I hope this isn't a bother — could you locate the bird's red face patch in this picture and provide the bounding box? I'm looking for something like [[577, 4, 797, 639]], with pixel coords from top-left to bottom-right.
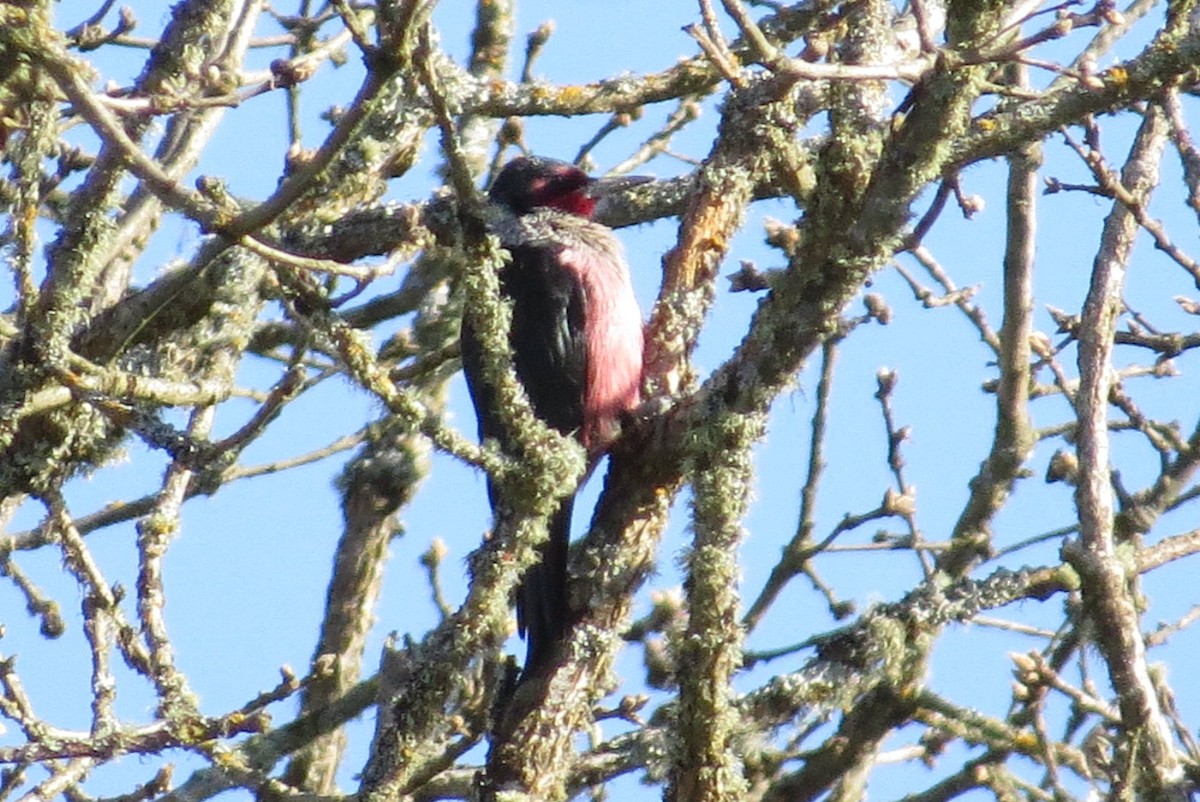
[[544, 191, 597, 218], [529, 169, 597, 218]]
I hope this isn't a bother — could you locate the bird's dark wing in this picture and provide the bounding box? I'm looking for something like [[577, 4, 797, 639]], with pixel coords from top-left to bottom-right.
[[504, 241, 588, 434], [460, 239, 588, 671], [460, 240, 588, 443]]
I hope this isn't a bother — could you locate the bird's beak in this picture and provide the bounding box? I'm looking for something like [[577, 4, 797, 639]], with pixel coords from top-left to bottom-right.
[[584, 174, 653, 199]]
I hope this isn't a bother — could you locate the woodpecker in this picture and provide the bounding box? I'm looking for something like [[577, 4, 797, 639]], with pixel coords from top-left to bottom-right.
[[461, 156, 648, 672]]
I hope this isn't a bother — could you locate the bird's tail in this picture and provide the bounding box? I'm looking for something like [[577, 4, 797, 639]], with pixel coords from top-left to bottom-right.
[[518, 495, 573, 673]]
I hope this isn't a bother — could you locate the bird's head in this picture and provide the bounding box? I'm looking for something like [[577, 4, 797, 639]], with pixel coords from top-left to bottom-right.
[[488, 156, 650, 219]]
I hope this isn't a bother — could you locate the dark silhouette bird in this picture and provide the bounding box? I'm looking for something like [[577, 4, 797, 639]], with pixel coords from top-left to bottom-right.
[[461, 156, 648, 672]]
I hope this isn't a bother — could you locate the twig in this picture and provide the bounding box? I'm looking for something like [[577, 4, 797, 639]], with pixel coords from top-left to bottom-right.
[[609, 97, 705, 175], [900, 246, 1001, 354], [0, 553, 64, 638], [521, 21, 553, 84], [1065, 101, 1186, 795], [420, 539, 454, 620], [744, 338, 839, 631]]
